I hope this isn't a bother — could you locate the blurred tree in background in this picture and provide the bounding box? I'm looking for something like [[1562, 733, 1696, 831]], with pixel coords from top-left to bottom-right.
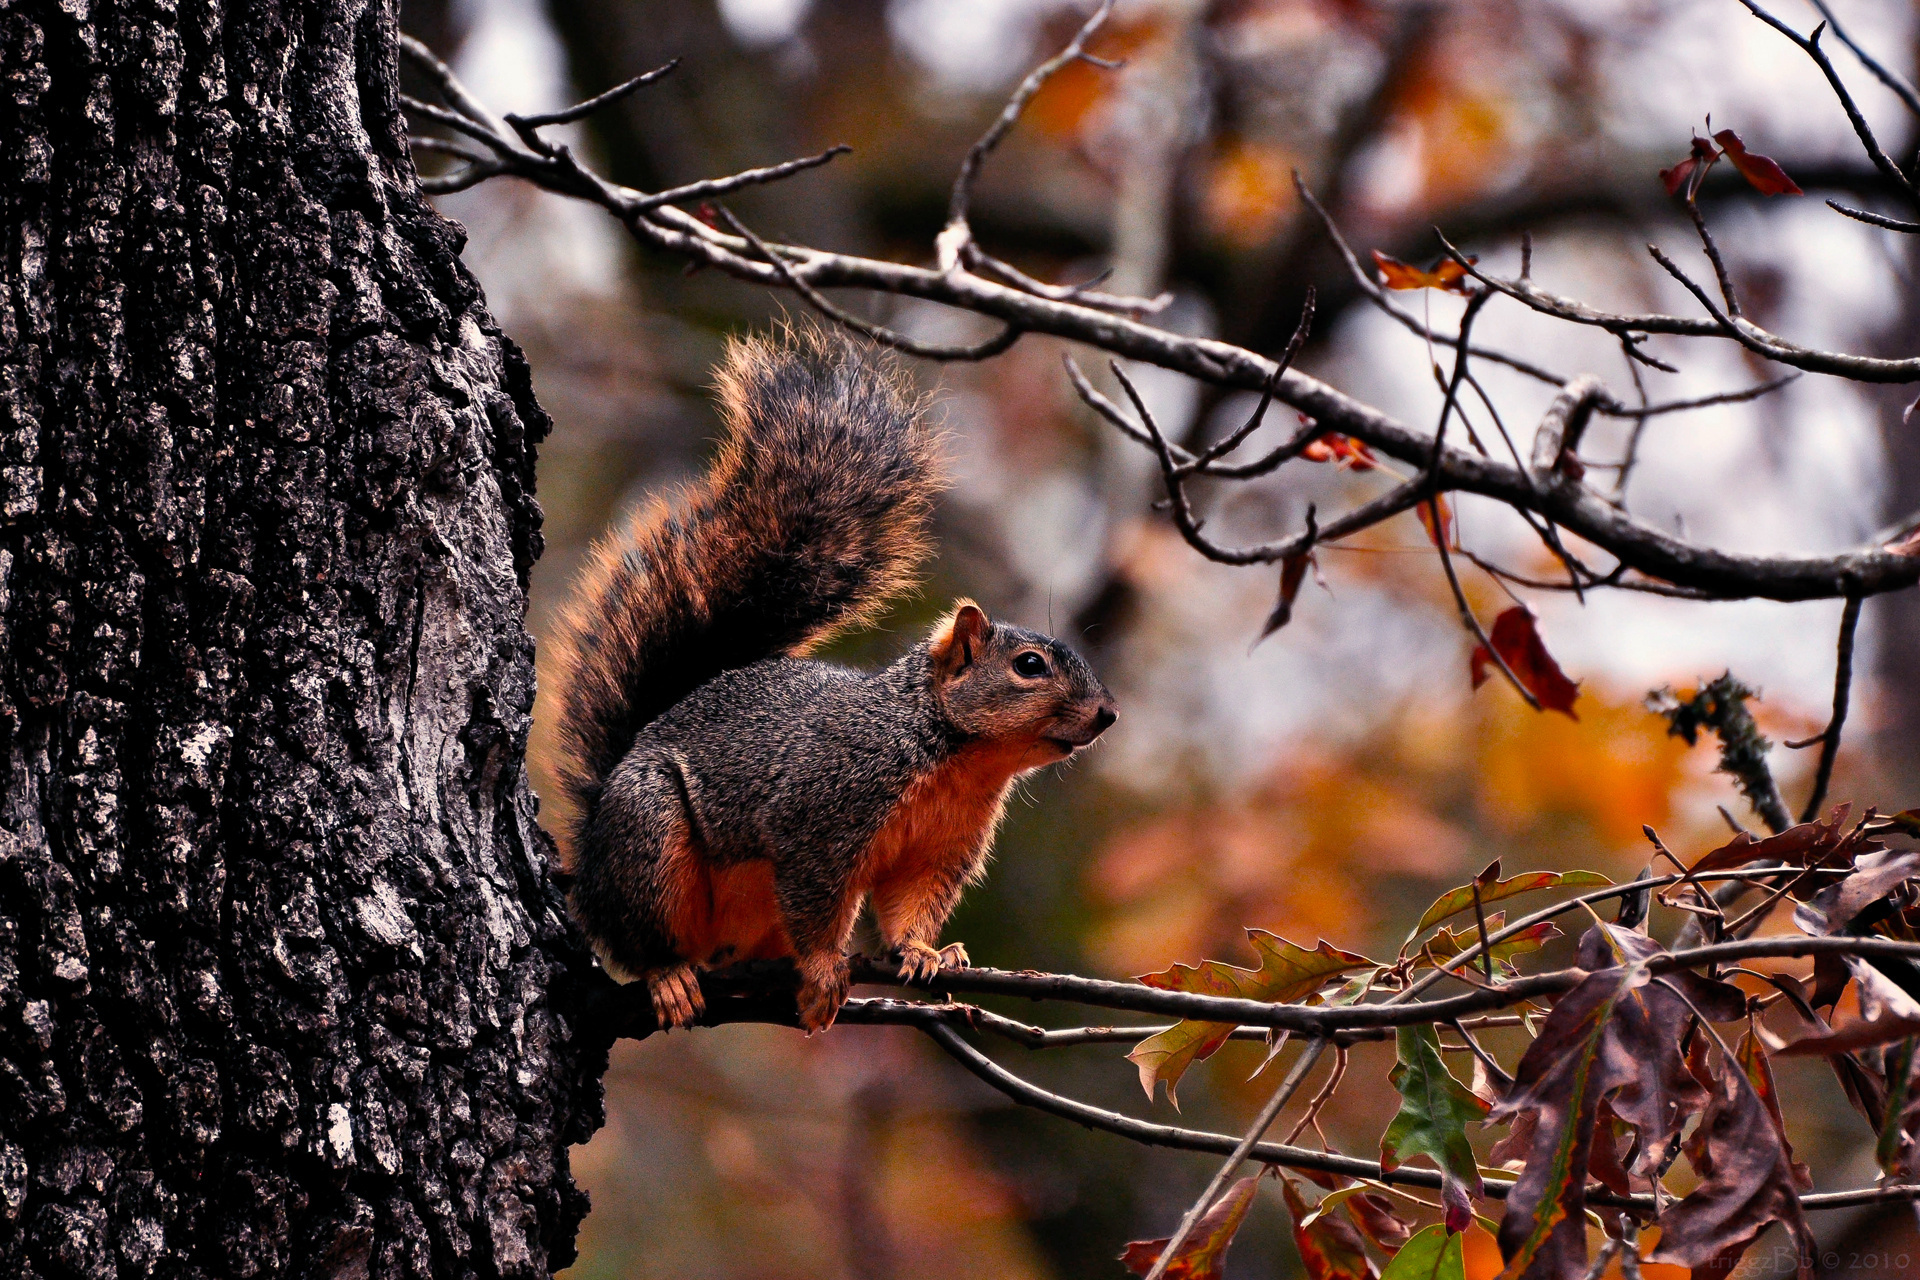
[[401, 1, 1920, 1277]]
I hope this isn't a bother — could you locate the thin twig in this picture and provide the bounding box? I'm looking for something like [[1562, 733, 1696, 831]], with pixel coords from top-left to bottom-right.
[[1801, 595, 1863, 823], [1431, 495, 1543, 710], [508, 59, 680, 132], [940, 0, 1118, 268], [716, 205, 1023, 361], [1807, 0, 1920, 118], [1827, 201, 1920, 233], [1685, 199, 1742, 317], [1733, 4, 1917, 200]]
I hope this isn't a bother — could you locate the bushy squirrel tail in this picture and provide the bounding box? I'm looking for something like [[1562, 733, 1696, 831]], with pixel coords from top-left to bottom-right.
[[549, 324, 939, 829]]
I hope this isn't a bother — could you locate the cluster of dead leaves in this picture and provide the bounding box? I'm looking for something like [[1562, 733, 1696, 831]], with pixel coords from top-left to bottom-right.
[[1116, 810, 1920, 1280]]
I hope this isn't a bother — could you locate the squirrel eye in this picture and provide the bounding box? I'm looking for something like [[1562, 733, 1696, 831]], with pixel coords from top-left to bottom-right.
[[1013, 652, 1048, 678]]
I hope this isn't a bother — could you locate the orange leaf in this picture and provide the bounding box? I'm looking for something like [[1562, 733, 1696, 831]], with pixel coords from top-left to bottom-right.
[[1120, 1176, 1260, 1279], [1712, 129, 1802, 196], [1303, 433, 1377, 470], [1469, 606, 1580, 718], [1373, 250, 1475, 294], [1417, 495, 1454, 548], [1129, 934, 1375, 1103]]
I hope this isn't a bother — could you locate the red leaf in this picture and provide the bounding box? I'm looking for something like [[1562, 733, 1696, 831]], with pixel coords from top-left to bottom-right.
[[1261, 551, 1317, 638], [1120, 1177, 1261, 1279], [1282, 1177, 1380, 1280], [1303, 433, 1377, 470], [1712, 129, 1802, 196], [1468, 606, 1580, 718], [1660, 135, 1720, 197], [1645, 1040, 1816, 1274], [1373, 250, 1475, 294]]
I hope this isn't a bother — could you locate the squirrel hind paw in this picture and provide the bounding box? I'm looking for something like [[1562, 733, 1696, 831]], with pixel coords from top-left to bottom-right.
[[896, 940, 967, 985], [646, 964, 706, 1030]]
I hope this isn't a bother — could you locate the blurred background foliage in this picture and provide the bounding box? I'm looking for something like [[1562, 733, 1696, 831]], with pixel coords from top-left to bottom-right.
[[401, 0, 1919, 1275]]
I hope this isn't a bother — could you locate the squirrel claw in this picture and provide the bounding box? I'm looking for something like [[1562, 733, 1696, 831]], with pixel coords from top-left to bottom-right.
[[796, 956, 849, 1034], [646, 964, 705, 1030], [896, 940, 966, 986]]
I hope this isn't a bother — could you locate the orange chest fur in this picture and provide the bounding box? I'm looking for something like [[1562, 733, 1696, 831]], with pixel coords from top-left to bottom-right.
[[857, 738, 1035, 891]]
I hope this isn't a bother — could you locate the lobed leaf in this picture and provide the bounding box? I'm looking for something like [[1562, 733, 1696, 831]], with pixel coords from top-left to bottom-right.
[[1490, 924, 1745, 1280], [1130, 933, 1375, 1103], [1410, 862, 1611, 940], [1284, 1177, 1381, 1280], [1381, 1025, 1489, 1233], [1646, 1042, 1816, 1278], [1120, 1176, 1260, 1280], [1419, 915, 1560, 976]]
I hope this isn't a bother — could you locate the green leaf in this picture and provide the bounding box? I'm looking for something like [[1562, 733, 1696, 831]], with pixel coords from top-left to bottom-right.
[[1129, 932, 1375, 1104], [1381, 1025, 1489, 1232], [1407, 867, 1611, 945], [1379, 1225, 1465, 1280]]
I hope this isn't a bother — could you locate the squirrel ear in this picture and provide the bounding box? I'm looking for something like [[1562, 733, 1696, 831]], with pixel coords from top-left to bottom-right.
[[930, 600, 991, 679]]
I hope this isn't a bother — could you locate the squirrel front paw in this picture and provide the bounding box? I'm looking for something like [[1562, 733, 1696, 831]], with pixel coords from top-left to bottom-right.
[[896, 940, 969, 985], [796, 954, 850, 1034], [645, 963, 706, 1030]]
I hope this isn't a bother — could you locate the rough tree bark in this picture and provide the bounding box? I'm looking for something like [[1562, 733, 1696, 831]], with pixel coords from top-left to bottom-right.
[[0, 1, 600, 1276]]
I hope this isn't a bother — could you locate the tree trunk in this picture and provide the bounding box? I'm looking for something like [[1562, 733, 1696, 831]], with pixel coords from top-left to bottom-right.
[[0, 2, 600, 1277]]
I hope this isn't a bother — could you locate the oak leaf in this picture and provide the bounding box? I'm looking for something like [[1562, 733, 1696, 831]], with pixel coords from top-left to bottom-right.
[[1283, 1177, 1380, 1280], [1129, 933, 1376, 1103], [1120, 1176, 1260, 1279], [1409, 860, 1611, 940], [1645, 1041, 1815, 1278], [1489, 924, 1745, 1280], [1381, 1025, 1489, 1232]]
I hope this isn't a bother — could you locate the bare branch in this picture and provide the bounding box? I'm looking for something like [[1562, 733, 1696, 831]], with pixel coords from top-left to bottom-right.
[[397, 42, 1920, 604], [716, 206, 1024, 361], [630, 147, 852, 214], [1827, 200, 1920, 233], [1440, 233, 1920, 384], [1735, 4, 1917, 200], [941, 0, 1117, 268], [507, 59, 679, 133], [1294, 177, 1567, 385], [1807, 0, 1920, 118]]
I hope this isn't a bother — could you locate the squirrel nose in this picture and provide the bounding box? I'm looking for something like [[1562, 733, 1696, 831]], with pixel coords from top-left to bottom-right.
[[1091, 705, 1117, 736]]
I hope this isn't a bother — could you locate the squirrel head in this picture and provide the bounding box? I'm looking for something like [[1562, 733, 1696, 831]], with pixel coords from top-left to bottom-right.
[[925, 600, 1117, 763]]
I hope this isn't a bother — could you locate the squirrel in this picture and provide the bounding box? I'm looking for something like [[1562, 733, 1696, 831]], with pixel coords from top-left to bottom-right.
[[549, 325, 1117, 1033]]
